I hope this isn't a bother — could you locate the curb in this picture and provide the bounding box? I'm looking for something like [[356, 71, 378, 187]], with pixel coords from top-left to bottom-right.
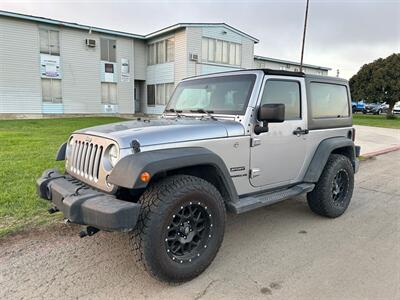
[[361, 145, 400, 159]]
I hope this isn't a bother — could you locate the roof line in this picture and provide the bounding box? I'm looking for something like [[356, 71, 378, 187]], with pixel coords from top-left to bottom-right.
[[0, 10, 259, 42], [0, 10, 146, 39], [145, 22, 259, 42], [254, 55, 332, 70]]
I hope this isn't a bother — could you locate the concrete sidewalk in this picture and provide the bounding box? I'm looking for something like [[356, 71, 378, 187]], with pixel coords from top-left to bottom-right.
[[355, 125, 400, 155]]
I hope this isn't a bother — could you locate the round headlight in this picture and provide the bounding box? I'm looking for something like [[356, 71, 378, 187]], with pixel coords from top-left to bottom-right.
[[108, 145, 120, 167]]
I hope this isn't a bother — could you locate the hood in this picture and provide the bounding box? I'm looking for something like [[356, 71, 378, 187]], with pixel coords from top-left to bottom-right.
[[75, 117, 245, 148]]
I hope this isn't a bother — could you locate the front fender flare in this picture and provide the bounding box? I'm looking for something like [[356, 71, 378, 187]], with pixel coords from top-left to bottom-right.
[[108, 147, 238, 202], [56, 142, 67, 161]]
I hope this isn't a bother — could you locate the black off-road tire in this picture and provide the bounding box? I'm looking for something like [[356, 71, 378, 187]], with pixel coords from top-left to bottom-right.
[[130, 175, 226, 283], [307, 154, 354, 218]]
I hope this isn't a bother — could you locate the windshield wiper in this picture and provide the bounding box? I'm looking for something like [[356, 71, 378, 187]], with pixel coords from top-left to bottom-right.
[[190, 109, 217, 121], [165, 108, 183, 118]]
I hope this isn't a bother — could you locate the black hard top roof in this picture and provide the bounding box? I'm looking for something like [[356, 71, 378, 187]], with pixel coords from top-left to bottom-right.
[[183, 68, 348, 83]]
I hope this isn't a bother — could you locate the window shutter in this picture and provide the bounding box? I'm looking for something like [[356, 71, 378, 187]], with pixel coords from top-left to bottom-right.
[[208, 39, 215, 62], [235, 44, 241, 65], [49, 30, 60, 55], [52, 79, 62, 103], [101, 82, 108, 103], [41, 79, 52, 102], [39, 29, 49, 54], [109, 83, 117, 104], [215, 40, 222, 63], [222, 41, 229, 64], [202, 38, 208, 61], [229, 43, 235, 65], [100, 39, 108, 61], [109, 40, 116, 62]]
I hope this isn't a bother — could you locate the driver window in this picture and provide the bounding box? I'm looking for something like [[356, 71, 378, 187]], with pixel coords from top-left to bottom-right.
[[261, 80, 301, 120]]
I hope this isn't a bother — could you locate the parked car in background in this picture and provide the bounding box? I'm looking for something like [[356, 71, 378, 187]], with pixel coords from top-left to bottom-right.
[[393, 101, 400, 114], [362, 102, 389, 115], [351, 100, 365, 113]]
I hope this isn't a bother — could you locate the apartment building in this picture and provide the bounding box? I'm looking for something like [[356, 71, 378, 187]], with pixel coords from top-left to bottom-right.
[[0, 10, 331, 117]]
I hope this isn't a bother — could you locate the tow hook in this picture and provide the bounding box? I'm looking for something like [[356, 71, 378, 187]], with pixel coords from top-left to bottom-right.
[[47, 207, 59, 214], [79, 226, 100, 238]]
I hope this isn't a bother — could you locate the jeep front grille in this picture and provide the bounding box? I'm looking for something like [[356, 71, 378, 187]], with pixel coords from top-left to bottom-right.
[[70, 140, 103, 181], [66, 134, 114, 192]]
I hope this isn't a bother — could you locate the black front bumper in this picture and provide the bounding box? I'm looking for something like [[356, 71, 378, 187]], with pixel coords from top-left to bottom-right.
[[36, 169, 140, 231]]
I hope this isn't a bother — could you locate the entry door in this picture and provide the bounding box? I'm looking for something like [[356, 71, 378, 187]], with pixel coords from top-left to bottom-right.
[[250, 77, 308, 188]]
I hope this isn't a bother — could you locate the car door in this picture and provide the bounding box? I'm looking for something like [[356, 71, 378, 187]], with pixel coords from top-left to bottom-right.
[[250, 76, 309, 188]]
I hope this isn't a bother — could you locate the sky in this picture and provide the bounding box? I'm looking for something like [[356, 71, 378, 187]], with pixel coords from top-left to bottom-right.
[[1, 0, 399, 79]]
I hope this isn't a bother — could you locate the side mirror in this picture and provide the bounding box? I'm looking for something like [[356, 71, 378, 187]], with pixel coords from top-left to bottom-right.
[[255, 103, 285, 134]]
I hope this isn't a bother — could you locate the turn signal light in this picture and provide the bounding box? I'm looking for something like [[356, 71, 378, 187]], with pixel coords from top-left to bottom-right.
[[140, 172, 151, 183]]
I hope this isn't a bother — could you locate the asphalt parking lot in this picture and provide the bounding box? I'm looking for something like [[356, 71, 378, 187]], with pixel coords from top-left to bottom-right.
[[1, 151, 399, 300]]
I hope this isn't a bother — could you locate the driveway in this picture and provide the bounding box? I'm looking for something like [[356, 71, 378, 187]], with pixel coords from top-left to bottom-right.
[[355, 125, 400, 154], [1, 151, 399, 300]]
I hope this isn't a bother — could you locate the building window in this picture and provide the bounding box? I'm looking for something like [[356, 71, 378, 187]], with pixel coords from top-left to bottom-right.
[[147, 83, 175, 106], [201, 37, 241, 66], [100, 38, 116, 62], [147, 37, 175, 65], [101, 82, 117, 104], [39, 28, 60, 55], [104, 63, 114, 73], [41, 78, 62, 103], [147, 85, 155, 105], [166, 37, 175, 62]]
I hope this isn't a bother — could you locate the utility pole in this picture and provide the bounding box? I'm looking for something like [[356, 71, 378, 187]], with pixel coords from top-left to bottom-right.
[[300, 0, 310, 73]]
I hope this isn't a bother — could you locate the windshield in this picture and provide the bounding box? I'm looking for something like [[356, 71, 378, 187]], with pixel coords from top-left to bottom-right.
[[166, 74, 256, 115]]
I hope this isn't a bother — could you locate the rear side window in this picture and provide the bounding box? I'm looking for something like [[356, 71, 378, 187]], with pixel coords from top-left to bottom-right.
[[260, 80, 301, 120], [310, 82, 349, 118]]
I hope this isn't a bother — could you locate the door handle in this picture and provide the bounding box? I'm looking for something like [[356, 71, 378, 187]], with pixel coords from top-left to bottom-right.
[[293, 127, 309, 136]]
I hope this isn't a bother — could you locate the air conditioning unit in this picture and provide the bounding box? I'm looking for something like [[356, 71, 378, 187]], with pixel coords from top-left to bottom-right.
[[103, 104, 118, 114], [189, 53, 199, 61], [86, 38, 96, 47]]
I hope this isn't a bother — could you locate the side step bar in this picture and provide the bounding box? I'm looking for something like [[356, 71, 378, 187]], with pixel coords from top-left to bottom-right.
[[228, 183, 315, 214]]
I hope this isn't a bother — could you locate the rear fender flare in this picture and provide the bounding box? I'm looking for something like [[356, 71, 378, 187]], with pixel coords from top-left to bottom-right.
[[303, 137, 356, 183]]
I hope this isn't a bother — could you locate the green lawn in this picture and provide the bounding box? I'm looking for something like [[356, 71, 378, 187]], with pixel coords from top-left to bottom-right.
[[353, 114, 400, 129], [0, 117, 125, 237]]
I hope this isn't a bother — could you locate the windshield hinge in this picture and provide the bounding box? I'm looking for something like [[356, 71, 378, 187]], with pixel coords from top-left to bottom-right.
[[250, 138, 261, 147], [250, 168, 261, 178]]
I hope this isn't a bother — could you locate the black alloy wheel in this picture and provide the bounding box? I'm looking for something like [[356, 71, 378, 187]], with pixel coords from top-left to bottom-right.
[[165, 202, 212, 264], [331, 169, 349, 205]]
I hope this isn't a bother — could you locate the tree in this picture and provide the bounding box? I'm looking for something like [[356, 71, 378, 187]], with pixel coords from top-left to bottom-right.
[[349, 53, 400, 117]]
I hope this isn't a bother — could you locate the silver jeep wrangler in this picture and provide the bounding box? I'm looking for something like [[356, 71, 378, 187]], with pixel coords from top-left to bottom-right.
[[37, 69, 360, 282]]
